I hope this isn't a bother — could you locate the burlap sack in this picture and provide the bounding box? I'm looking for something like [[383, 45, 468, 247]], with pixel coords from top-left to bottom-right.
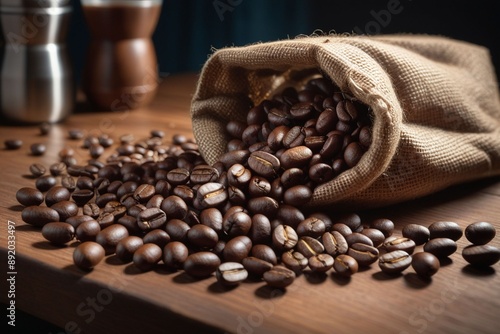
[[191, 34, 500, 209]]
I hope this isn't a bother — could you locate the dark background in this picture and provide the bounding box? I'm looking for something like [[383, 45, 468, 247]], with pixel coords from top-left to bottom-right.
[[68, 0, 500, 83], [4, 0, 500, 332]]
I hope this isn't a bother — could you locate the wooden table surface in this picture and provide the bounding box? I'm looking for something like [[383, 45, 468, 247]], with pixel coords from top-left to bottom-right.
[[1, 73, 499, 334]]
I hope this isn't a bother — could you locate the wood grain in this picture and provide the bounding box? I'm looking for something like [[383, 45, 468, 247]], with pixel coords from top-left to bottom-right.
[[1, 73, 499, 334]]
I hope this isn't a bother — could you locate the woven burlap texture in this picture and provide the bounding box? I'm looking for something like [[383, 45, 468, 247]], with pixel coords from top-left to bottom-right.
[[191, 34, 500, 208]]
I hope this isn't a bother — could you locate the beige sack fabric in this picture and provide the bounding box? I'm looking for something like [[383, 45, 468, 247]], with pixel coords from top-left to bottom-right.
[[191, 34, 500, 209]]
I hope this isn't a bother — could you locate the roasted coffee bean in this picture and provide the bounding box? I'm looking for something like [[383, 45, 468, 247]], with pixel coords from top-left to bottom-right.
[[267, 125, 289, 151], [39, 122, 51, 135], [322, 231, 348, 256], [345, 233, 374, 247], [51, 201, 78, 221], [423, 238, 457, 258], [216, 262, 248, 286], [402, 224, 430, 246], [348, 243, 379, 266], [96, 212, 115, 229], [248, 176, 271, 197], [360, 228, 386, 248], [143, 229, 171, 248], [16, 187, 44, 206], [146, 194, 163, 208], [165, 219, 191, 242], [223, 211, 252, 237], [199, 208, 223, 234], [269, 178, 284, 202], [308, 163, 334, 184], [290, 102, 315, 120], [281, 251, 308, 273], [378, 250, 411, 274], [384, 236, 416, 254], [248, 151, 280, 178], [428, 221, 463, 241], [49, 162, 67, 176], [272, 225, 298, 251], [465, 222, 496, 245], [309, 253, 334, 273], [280, 168, 304, 189], [42, 222, 75, 245], [219, 150, 250, 169], [68, 128, 84, 140], [5, 139, 23, 150], [115, 236, 144, 262], [296, 217, 326, 238], [61, 176, 76, 192], [247, 196, 279, 218], [69, 165, 95, 178], [116, 181, 138, 198], [279, 146, 313, 169], [73, 241, 105, 270], [197, 182, 227, 208], [320, 133, 343, 159], [242, 124, 262, 145], [133, 243, 163, 271], [276, 205, 305, 229], [462, 245, 500, 267], [226, 120, 246, 138], [82, 203, 99, 218], [296, 236, 324, 258], [250, 244, 277, 265], [223, 236, 252, 262], [316, 108, 338, 134], [283, 126, 306, 148], [304, 136, 327, 153], [71, 189, 95, 206], [412, 252, 440, 277], [95, 193, 118, 208], [59, 146, 75, 158], [30, 143, 46, 156], [29, 163, 46, 177], [160, 195, 188, 220], [66, 215, 94, 229], [242, 257, 273, 277], [263, 265, 296, 288], [283, 185, 312, 207], [96, 224, 129, 254], [128, 203, 147, 218], [187, 224, 219, 249], [137, 207, 167, 231], [343, 142, 364, 167], [333, 254, 359, 277], [45, 186, 70, 206], [267, 108, 292, 127], [35, 175, 57, 192], [335, 213, 362, 232], [116, 215, 141, 234], [75, 219, 101, 242], [184, 251, 221, 278], [190, 165, 219, 184], [155, 179, 172, 197], [77, 176, 95, 190], [98, 134, 114, 147], [162, 241, 189, 269], [227, 164, 252, 188], [133, 184, 156, 203], [307, 212, 333, 232], [22, 206, 60, 226], [227, 186, 246, 205], [104, 201, 126, 219], [331, 223, 353, 238], [249, 214, 272, 244]]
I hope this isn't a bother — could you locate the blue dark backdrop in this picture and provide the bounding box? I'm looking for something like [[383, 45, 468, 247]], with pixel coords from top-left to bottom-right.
[[68, 0, 500, 82]]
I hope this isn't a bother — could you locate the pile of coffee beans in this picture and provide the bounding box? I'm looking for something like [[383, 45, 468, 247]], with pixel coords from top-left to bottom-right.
[[14, 74, 500, 290]]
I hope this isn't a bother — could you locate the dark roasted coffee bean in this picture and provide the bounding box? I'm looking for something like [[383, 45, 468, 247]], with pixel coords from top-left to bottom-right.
[[333, 254, 358, 277], [283, 185, 312, 207], [22, 206, 59, 226], [216, 262, 248, 286], [322, 231, 348, 256], [462, 245, 500, 267], [155, 179, 172, 197], [315, 108, 338, 134], [223, 236, 252, 263], [42, 222, 75, 245], [412, 252, 440, 277], [335, 213, 362, 232], [30, 143, 46, 156], [348, 243, 379, 266], [51, 201, 79, 221], [45, 186, 70, 207], [361, 228, 385, 248], [423, 238, 457, 258], [296, 217, 326, 238], [72, 189, 95, 206], [197, 182, 227, 208], [248, 176, 271, 197], [227, 186, 246, 205], [35, 175, 57, 192], [267, 108, 292, 127], [184, 251, 221, 278], [248, 151, 280, 178], [95, 193, 118, 208], [343, 142, 363, 167], [66, 215, 94, 229], [61, 176, 76, 192], [308, 163, 334, 184], [165, 219, 190, 242], [48, 162, 66, 176], [283, 126, 305, 148], [133, 243, 162, 271], [76, 176, 95, 190], [165, 168, 190, 185], [308, 212, 333, 231], [190, 165, 219, 184], [465, 222, 496, 245], [309, 253, 334, 273], [163, 241, 189, 269], [226, 120, 246, 138], [249, 214, 271, 244], [251, 244, 277, 265], [199, 208, 223, 234], [39, 122, 51, 135], [96, 224, 129, 254], [133, 184, 156, 203], [187, 224, 219, 249], [96, 212, 115, 229], [160, 195, 188, 220], [29, 163, 46, 177], [359, 126, 372, 147], [247, 196, 279, 218], [280, 168, 304, 189], [16, 187, 44, 206], [276, 205, 304, 229], [296, 236, 324, 258], [137, 207, 167, 231], [98, 134, 114, 147], [227, 164, 251, 188], [345, 232, 374, 247], [370, 218, 394, 238], [75, 219, 101, 242], [304, 136, 327, 153], [73, 241, 105, 270], [242, 257, 273, 277], [267, 125, 289, 151], [5, 139, 23, 149], [402, 224, 430, 246], [281, 251, 308, 273], [69, 165, 95, 178], [128, 203, 147, 218], [279, 146, 312, 169], [223, 211, 252, 237], [428, 221, 463, 241], [68, 128, 84, 140], [290, 102, 315, 120], [263, 265, 295, 288], [172, 185, 193, 205], [331, 223, 353, 237], [219, 150, 250, 169], [378, 250, 411, 274], [241, 124, 262, 145], [272, 225, 298, 251], [115, 236, 144, 262], [146, 194, 164, 208], [143, 229, 171, 248], [116, 181, 138, 198], [384, 236, 416, 254]]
